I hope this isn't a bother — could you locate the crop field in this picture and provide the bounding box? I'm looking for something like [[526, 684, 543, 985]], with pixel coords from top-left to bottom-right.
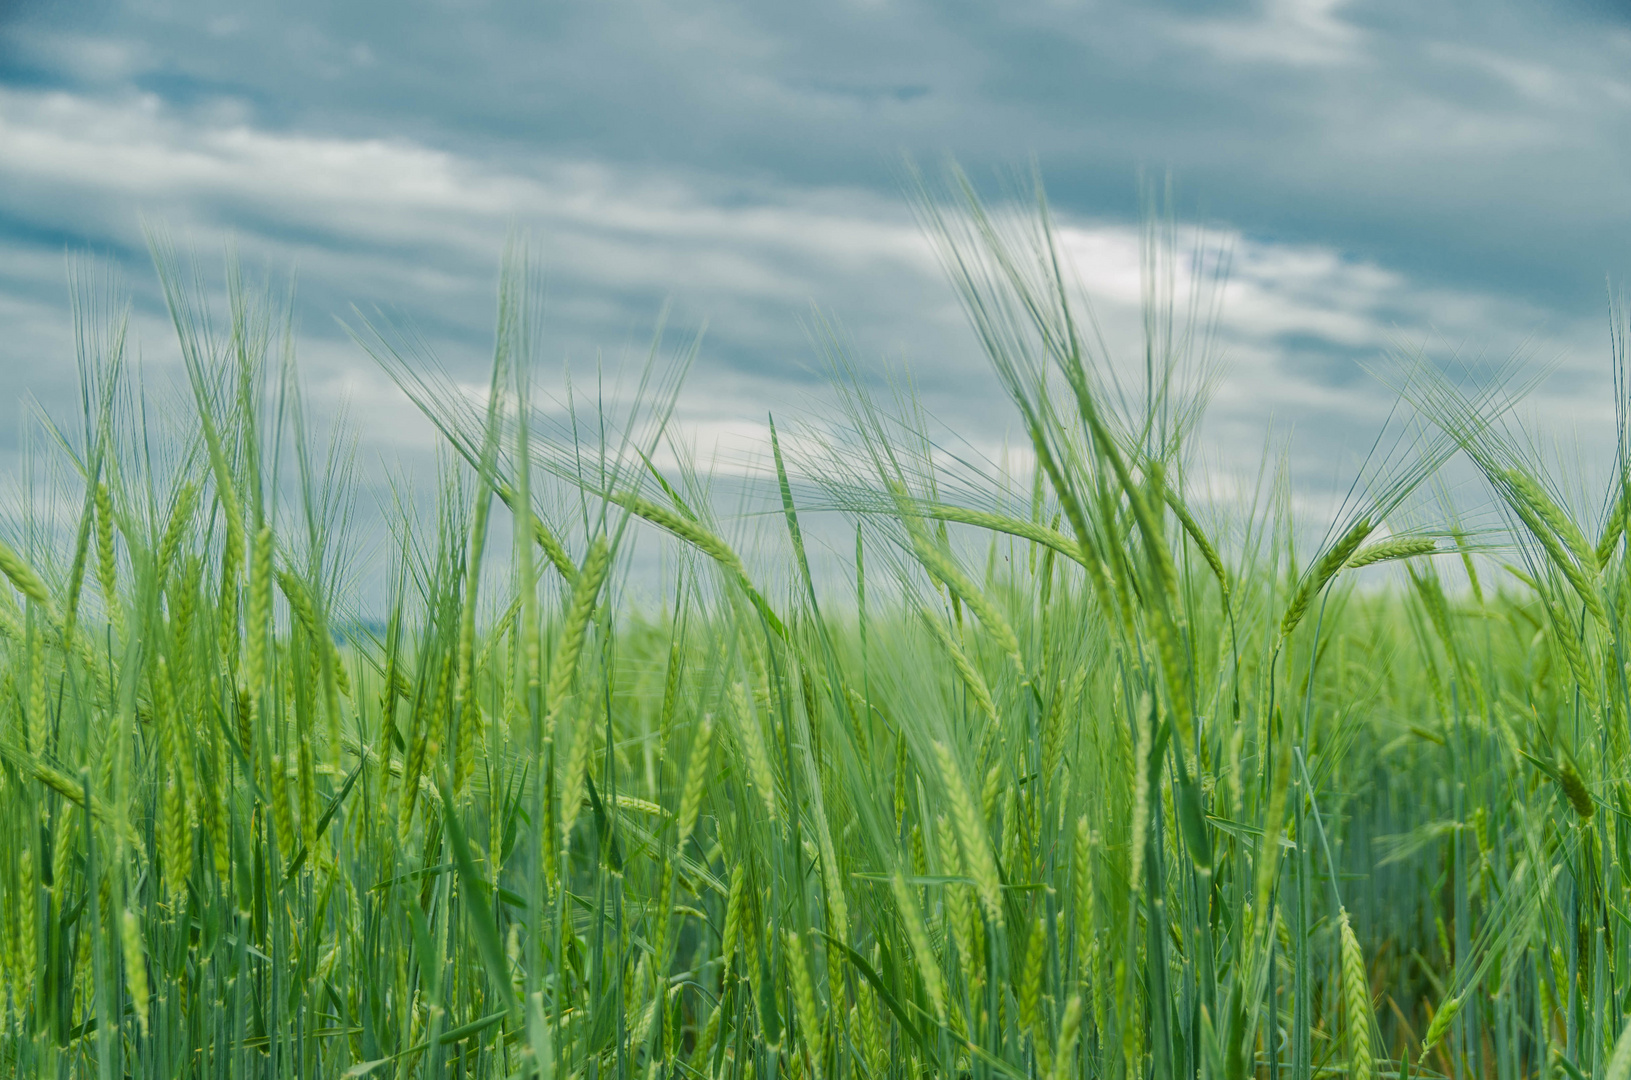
[[1, 192, 1628, 1080]]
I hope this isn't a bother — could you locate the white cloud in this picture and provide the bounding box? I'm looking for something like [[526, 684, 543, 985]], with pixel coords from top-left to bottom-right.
[[0, 83, 1612, 534]]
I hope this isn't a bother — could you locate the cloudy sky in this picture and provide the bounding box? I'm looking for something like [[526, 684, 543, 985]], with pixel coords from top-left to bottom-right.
[[2, 0, 1629, 549]]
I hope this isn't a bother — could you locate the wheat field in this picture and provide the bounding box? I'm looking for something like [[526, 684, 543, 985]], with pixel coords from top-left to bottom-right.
[[0, 188, 1626, 1080]]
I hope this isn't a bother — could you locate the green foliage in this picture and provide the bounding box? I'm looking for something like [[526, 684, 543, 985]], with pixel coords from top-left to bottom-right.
[[0, 195, 1628, 1080]]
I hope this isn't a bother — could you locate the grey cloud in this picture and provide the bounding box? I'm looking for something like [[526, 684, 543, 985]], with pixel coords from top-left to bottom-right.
[[10, 0, 1629, 301], [2, 0, 1630, 540]]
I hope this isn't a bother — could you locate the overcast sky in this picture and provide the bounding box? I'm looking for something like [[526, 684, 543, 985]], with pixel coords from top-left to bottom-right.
[[2, 0, 1629, 555]]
